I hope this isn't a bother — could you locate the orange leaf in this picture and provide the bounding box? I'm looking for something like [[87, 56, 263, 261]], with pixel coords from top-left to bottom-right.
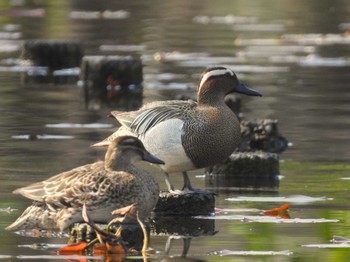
[[58, 242, 88, 254], [93, 243, 107, 256], [106, 242, 127, 254], [262, 204, 290, 219]]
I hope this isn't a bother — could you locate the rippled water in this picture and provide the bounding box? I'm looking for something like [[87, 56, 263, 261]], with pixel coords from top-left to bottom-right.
[[1, 0, 350, 261]]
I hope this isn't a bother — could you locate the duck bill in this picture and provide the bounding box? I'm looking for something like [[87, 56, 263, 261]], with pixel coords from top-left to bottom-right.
[[142, 151, 165, 165], [236, 82, 262, 97]]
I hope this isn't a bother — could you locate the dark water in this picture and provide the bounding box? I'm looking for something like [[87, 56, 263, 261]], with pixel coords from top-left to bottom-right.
[[1, 0, 350, 261]]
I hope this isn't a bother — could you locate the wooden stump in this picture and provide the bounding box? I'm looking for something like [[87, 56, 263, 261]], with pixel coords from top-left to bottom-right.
[[154, 191, 215, 216], [150, 215, 215, 236], [206, 152, 280, 192], [239, 119, 289, 153], [21, 40, 83, 84], [80, 55, 143, 110]]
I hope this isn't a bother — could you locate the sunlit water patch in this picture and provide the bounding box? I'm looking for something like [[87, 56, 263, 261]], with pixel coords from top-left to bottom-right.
[[11, 134, 75, 140], [226, 195, 333, 204], [210, 249, 293, 256], [302, 236, 350, 249], [197, 215, 339, 224], [45, 123, 113, 129]]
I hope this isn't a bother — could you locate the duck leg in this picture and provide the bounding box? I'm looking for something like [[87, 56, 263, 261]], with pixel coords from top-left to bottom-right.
[[164, 172, 176, 192], [165, 171, 210, 194], [182, 171, 195, 191], [164, 172, 194, 194]]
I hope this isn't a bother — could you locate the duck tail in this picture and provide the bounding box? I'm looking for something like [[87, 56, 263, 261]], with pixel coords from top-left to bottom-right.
[[5, 202, 45, 231], [91, 128, 136, 147]]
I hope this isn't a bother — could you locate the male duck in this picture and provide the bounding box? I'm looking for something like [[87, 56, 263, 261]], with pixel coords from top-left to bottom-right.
[[6, 136, 164, 232], [93, 66, 262, 193]]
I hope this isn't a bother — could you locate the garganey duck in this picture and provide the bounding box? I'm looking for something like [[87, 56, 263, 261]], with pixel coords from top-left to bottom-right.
[[93, 66, 261, 193], [6, 136, 164, 232]]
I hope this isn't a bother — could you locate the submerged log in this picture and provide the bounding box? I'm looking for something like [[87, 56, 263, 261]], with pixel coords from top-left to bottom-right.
[[239, 119, 289, 153], [21, 40, 83, 84], [80, 55, 143, 110], [206, 152, 280, 192]]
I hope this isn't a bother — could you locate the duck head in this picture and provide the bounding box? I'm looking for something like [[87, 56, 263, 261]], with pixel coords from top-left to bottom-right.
[[104, 136, 165, 170], [197, 66, 261, 104]]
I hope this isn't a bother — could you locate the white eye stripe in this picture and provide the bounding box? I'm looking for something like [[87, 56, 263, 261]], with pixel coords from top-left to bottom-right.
[[199, 68, 234, 90]]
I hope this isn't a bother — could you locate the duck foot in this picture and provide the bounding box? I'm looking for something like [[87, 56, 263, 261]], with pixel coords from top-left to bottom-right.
[[164, 172, 212, 195], [180, 172, 213, 195]]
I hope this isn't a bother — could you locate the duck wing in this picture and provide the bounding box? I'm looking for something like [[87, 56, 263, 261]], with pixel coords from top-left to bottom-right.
[[13, 162, 104, 203], [43, 170, 138, 209], [111, 100, 197, 136]]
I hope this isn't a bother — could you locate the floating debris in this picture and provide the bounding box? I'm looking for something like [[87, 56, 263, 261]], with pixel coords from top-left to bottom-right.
[[70, 10, 130, 20], [45, 123, 113, 129], [153, 51, 210, 62], [282, 33, 350, 45], [215, 207, 261, 214], [233, 23, 286, 32], [197, 215, 339, 224], [52, 67, 80, 76], [13, 229, 68, 238], [237, 45, 315, 58], [192, 15, 257, 25], [99, 45, 146, 52], [144, 73, 186, 81], [331, 235, 350, 243], [0, 65, 48, 73], [11, 134, 75, 140], [226, 195, 333, 203], [234, 38, 282, 46], [302, 243, 350, 248], [0, 8, 45, 17], [0, 31, 21, 39], [225, 65, 290, 73], [17, 255, 101, 260], [211, 249, 293, 256], [0, 207, 17, 213], [298, 54, 350, 67], [279, 234, 350, 249], [17, 243, 64, 250], [146, 82, 195, 90], [3, 23, 21, 31], [261, 204, 290, 219]]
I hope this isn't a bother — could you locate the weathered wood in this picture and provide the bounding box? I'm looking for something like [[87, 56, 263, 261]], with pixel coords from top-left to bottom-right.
[[206, 152, 280, 192], [21, 40, 83, 84], [239, 119, 289, 153], [154, 191, 215, 216], [80, 55, 143, 110]]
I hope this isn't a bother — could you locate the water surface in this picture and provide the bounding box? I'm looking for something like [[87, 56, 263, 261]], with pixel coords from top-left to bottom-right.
[[1, 0, 350, 261]]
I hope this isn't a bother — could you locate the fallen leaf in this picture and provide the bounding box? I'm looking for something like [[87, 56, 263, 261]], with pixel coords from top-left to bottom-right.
[[58, 242, 88, 254], [262, 204, 290, 219]]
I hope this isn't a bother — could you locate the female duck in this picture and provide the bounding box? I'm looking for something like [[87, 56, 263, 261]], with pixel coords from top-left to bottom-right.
[[6, 136, 164, 232], [93, 66, 261, 193]]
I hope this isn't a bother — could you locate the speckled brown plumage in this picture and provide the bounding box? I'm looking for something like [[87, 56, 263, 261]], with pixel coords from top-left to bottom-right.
[[6, 136, 164, 232]]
